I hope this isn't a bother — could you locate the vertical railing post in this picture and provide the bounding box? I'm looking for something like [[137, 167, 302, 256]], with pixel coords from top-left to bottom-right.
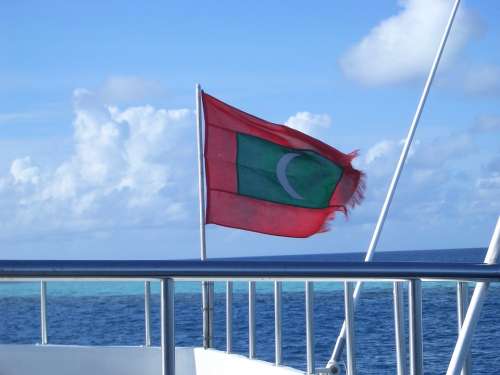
[[274, 281, 283, 366], [344, 281, 357, 375], [145, 281, 152, 347], [306, 281, 315, 375], [209, 281, 214, 346], [457, 282, 471, 375], [408, 280, 423, 375], [40, 281, 48, 345], [394, 282, 408, 375], [161, 278, 175, 375], [249, 281, 256, 359], [226, 281, 233, 353], [202, 281, 214, 348]]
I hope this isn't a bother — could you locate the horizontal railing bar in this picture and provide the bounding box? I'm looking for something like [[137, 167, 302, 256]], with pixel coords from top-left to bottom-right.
[[0, 277, 474, 283], [0, 260, 498, 281], [0, 276, 495, 283], [0, 277, 419, 282]]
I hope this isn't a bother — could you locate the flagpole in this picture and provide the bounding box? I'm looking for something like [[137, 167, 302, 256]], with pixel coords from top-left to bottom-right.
[[196, 83, 213, 348], [327, 0, 461, 370]]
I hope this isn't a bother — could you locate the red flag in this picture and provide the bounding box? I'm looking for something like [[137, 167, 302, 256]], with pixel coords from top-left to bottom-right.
[[203, 92, 364, 238]]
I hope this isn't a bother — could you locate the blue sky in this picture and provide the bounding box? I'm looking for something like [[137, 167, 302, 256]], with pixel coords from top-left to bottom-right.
[[0, 0, 499, 259]]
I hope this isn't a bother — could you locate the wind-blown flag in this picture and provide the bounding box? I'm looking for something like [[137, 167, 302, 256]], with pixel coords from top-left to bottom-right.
[[202, 92, 364, 238]]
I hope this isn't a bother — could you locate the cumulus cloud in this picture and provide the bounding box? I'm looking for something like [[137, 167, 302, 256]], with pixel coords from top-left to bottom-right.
[[285, 111, 331, 139], [340, 0, 481, 86], [364, 140, 399, 165], [0, 89, 194, 236], [10, 157, 40, 185], [361, 138, 421, 175]]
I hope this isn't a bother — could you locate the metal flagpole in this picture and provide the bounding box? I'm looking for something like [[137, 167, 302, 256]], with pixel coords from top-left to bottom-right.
[[446, 216, 500, 375], [327, 0, 461, 370], [196, 83, 213, 348]]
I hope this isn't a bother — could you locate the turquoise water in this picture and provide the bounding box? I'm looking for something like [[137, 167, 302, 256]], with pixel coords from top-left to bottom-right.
[[0, 280, 399, 297]]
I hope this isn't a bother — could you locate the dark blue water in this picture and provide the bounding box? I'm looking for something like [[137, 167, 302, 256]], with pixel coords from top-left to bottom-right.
[[1, 248, 499, 374]]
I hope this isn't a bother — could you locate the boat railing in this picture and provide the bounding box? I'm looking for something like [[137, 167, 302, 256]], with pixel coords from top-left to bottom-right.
[[1, 260, 500, 375]]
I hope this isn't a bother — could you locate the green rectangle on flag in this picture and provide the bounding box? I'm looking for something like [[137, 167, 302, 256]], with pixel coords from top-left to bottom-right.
[[236, 133, 343, 209]]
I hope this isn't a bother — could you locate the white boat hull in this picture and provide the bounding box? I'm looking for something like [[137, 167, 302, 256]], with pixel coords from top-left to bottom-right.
[[0, 345, 304, 375]]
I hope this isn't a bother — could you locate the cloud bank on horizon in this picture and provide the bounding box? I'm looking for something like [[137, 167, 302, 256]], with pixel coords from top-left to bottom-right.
[[0, 88, 195, 237], [0, 81, 497, 243]]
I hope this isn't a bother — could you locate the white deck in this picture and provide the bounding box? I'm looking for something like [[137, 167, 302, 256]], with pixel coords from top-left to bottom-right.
[[0, 345, 304, 375]]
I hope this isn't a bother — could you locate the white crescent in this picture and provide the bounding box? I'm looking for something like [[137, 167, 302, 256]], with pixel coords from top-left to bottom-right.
[[276, 153, 304, 200]]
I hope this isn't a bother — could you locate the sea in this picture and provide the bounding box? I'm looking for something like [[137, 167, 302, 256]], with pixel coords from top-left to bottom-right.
[[1, 247, 499, 375]]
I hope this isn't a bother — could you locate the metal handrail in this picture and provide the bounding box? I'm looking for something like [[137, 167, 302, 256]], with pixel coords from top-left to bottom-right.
[[144, 281, 152, 347], [0, 260, 493, 375], [0, 260, 498, 280]]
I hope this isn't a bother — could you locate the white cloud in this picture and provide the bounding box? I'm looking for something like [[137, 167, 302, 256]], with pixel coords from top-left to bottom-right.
[[0, 88, 194, 236], [364, 139, 398, 165], [340, 0, 481, 86], [100, 76, 164, 103], [361, 139, 419, 178], [285, 111, 331, 139], [10, 157, 40, 185]]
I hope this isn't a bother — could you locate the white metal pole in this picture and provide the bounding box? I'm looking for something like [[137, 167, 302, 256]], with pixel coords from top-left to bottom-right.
[[456, 282, 471, 375], [249, 281, 256, 359], [40, 281, 48, 345], [196, 83, 213, 349], [161, 278, 175, 375], [344, 282, 357, 375], [394, 282, 408, 375], [144, 281, 152, 347], [408, 280, 423, 375], [446, 216, 500, 375], [226, 281, 233, 353], [327, 0, 461, 368], [275, 281, 283, 366], [306, 282, 315, 375]]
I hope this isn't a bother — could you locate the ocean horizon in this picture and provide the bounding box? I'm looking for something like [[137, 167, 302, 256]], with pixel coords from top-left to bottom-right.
[[0, 247, 487, 297]]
